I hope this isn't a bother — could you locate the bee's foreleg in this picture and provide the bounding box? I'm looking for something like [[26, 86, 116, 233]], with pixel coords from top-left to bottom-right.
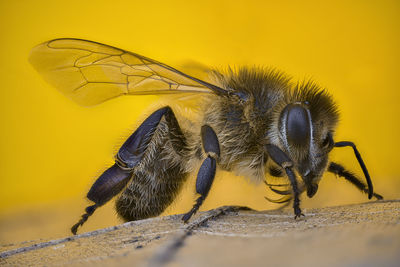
[[182, 125, 220, 223], [72, 107, 173, 234], [334, 141, 373, 198], [265, 144, 304, 219], [328, 162, 383, 200]]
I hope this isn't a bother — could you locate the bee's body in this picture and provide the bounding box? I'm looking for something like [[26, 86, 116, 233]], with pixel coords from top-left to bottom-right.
[[28, 38, 382, 234], [116, 68, 338, 221]]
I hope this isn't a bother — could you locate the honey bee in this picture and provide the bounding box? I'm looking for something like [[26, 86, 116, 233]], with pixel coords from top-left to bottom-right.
[[29, 39, 383, 235]]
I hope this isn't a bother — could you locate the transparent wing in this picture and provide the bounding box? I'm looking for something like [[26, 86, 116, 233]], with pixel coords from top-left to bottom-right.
[[29, 38, 226, 106]]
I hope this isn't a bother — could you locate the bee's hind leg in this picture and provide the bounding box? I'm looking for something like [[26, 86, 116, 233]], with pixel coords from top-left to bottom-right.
[[182, 125, 220, 222], [72, 107, 176, 234]]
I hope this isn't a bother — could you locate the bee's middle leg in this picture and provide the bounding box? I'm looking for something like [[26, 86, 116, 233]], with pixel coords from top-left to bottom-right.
[[182, 125, 220, 222]]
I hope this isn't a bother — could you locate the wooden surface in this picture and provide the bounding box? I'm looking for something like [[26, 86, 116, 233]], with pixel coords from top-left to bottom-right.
[[1, 200, 399, 266]]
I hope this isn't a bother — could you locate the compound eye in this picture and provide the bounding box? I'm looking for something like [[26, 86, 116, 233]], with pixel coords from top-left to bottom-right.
[[321, 132, 333, 149], [285, 104, 311, 148]]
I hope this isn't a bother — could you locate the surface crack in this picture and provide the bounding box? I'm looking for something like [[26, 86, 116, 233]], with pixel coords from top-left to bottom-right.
[[147, 206, 250, 266]]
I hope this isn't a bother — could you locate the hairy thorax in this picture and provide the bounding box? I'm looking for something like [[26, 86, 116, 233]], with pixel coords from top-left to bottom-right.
[[201, 94, 268, 184]]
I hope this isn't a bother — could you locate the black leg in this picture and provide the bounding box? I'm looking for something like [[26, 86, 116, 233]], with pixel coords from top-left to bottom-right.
[[182, 125, 220, 222], [115, 107, 190, 222], [71, 107, 174, 234], [334, 141, 373, 199], [265, 144, 304, 218], [116, 107, 173, 169], [71, 204, 98, 235], [328, 162, 383, 200]]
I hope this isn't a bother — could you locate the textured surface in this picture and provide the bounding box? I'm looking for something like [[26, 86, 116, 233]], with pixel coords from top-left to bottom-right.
[[1, 200, 399, 266]]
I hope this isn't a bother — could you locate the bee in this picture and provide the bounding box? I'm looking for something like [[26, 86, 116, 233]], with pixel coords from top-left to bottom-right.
[[29, 38, 383, 235]]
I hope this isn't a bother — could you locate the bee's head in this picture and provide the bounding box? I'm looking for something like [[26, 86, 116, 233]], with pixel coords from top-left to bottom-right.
[[276, 83, 339, 198]]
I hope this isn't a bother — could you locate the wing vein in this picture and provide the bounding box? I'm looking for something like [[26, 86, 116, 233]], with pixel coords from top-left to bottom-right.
[[30, 38, 227, 106]]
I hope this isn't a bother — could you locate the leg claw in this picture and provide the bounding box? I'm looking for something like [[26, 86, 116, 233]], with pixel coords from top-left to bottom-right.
[[294, 213, 305, 219], [294, 207, 304, 219]]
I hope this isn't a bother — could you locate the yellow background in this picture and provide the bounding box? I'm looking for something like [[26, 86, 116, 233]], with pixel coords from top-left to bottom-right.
[[0, 0, 399, 242]]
